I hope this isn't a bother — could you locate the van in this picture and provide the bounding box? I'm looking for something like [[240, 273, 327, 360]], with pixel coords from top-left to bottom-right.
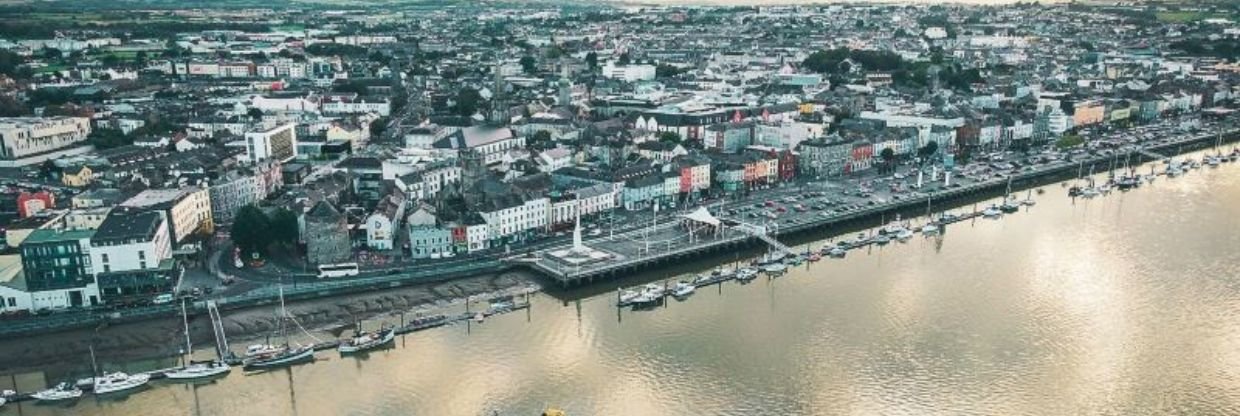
[[152, 294, 175, 305]]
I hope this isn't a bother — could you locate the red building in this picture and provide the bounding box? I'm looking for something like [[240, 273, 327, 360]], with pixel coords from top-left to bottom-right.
[[16, 191, 54, 218]]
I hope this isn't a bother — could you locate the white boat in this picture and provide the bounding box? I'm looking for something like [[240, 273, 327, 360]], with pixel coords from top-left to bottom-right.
[[671, 281, 695, 299], [32, 382, 82, 402], [872, 234, 891, 245], [618, 289, 642, 305], [165, 299, 232, 380], [981, 206, 1003, 218], [851, 232, 869, 245], [244, 344, 284, 358], [165, 361, 231, 380], [628, 290, 662, 308], [643, 283, 666, 298], [735, 267, 759, 281], [880, 216, 909, 235], [921, 224, 940, 235], [763, 263, 788, 274], [894, 229, 914, 241], [827, 246, 847, 258], [0, 397, 5, 408], [339, 328, 396, 354], [92, 372, 150, 395]]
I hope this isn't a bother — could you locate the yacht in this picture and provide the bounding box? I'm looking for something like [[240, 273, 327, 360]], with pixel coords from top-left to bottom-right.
[[339, 327, 396, 355], [1000, 197, 1021, 213], [880, 216, 909, 235], [165, 299, 232, 380], [692, 268, 734, 286], [671, 281, 695, 299], [628, 290, 663, 308], [851, 232, 869, 245], [872, 233, 891, 245], [92, 372, 151, 395], [618, 289, 642, 306], [1080, 187, 1101, 198], [643, 283, 666, 298], [981, 205, 1003, 218], [921, 223, 940, 235], [31, 382, 82, 402], [806, 253, 822, 262]]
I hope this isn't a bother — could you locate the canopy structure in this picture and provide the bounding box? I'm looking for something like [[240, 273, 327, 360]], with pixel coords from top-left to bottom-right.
[[679, 207, 721, 227]]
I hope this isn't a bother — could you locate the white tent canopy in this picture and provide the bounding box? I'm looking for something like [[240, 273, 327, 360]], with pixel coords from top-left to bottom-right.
[[679, 207, 721, 227]]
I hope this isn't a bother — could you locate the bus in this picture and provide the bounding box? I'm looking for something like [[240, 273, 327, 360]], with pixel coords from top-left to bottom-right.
[[317, 263, 360, 278]]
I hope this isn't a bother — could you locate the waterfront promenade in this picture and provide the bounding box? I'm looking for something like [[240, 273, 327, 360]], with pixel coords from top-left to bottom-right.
[[0, 125, 1235, 337]]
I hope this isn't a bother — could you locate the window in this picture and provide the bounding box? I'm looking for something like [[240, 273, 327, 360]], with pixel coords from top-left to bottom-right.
[[101, 253, 108, 263], [102, 265, 110, 273], [138, 251, 146, 260]]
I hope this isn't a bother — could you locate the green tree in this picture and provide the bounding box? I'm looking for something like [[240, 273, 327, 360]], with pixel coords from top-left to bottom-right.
[[1056, 134, 1085, 150], [917, 141, 940, 162], [879, 147, 896, 173], [617, 52, 631, 66], [247, 107, 264, 120], [855, 19, 864, 29], [520, 55, 537, 74], [585, 51, 598, 71], [231, 205, 271, 256], [369, 117, 389, 138], [268, 208, 299, 246], [453, 87, 482, 117], [658, 131, 682, 144], [529, 129, 552, 150], [0, 49, 24, 78]]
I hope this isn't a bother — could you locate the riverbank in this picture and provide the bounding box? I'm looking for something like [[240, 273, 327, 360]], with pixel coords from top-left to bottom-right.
[[0, 270, 533, 373]]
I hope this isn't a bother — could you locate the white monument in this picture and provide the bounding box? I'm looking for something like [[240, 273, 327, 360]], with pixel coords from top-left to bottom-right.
[[545, 202, 613, 265]]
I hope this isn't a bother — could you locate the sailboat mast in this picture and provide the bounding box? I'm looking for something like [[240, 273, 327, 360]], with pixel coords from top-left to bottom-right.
[[181, 298, 193, 358]]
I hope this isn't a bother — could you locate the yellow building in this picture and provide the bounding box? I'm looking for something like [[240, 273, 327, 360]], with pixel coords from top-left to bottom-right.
[[61, 165, 93, 188]]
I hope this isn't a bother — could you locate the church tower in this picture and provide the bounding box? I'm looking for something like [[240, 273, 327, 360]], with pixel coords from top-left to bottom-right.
[[488, 64, 509, 125], [459, 147, 486, 186], [558, 64, 573, 106]]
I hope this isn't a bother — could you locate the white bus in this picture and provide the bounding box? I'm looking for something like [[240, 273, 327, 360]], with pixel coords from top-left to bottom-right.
[[317, 263, 360, 278]]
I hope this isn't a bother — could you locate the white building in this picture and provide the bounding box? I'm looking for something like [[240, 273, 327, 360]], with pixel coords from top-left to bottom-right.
[[120, 187, 214, 246], [89, 211, 172, 276], [431, 126, 525, 166], [602, 62, 657, 82], [322, 97, 391, 117], [243, 123, 298, 163], [0, 117, 92, 163]]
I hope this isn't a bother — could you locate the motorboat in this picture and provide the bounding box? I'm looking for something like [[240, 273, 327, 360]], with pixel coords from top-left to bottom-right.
[[243, 345, 315, 370], [872, 234, 891, 245], [851, 232, 869, 245], [618, 289, 643, 306], [1080, 187, 1101, 198], [1000, 198, 1021, 213], [894, 229, 915, 241], [762, 263, 788, 274], [735, 267, 759, 281], [92, 372, 150, 395], [921, 224, 939, 235], [807, 253, 822, 262], [755, 252, 784, 265], [826, 246, 847, 258], [164, 361, 231, 380], [1116, 175, 1140, 190], [879, 216, 909, 235], [32, 382, 82, 402], [643, 283, 666, 298], [671, 281, 695, 299], [981, 206, 1003, 218], [339, 328, 396, 355], [628, 290, 663, 308], [244, 344, 284, 359], [692, 268, 734, 286]]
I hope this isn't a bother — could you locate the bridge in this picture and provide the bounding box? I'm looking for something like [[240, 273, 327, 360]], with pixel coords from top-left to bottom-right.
[[731, 222, 796, 257]]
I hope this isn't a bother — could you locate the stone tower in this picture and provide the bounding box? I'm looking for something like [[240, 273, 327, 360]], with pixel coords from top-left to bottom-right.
[[488, 65, 508, 125], [459, 147, 486, 186]]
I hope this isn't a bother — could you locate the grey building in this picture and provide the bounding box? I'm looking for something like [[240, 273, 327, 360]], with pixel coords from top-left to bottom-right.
[[406, 205, 454, 259], [303, 201, 351, 265]]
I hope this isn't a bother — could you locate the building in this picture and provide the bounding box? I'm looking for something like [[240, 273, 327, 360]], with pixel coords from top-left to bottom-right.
[[0, 117, 92, 166], [18, 227, 99, 309], [209, 161, 283, 224], [120, 187, 214, 246], [61, 165, 93, 187], [243, 123, 298, 163], [16, 191, 54, 218], [366, 195, 405, 251], [89, 210, 176, 304], [601, 62, 656, 82], [406, 205, 454, 259], [322, 96, 391, 117], [432, 126, 525, 166], [302, 201, 351, 265]]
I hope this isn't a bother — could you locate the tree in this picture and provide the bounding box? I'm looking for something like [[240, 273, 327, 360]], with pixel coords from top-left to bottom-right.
[[231, 205, 271, 257], [656, 64, 686, 78], [369, 117, 389, 138], [247, 107, 264, 120], [529, 129, 553, 150], [855, 19, 864, 29], [1056, 134, 1085, 150], [582, 51, 597, 71], [617, 52, 631, 66], [0, 95, 28, 117], [87, 128, 131, 149], [268, 208, 299, 246], [918, 141, 940, 161], [519, 55, 537, 74], [453, 87, 482, 117], [0, 49, 24, 79], [658, 131, 682, 145], [879, 148, 896, 173]]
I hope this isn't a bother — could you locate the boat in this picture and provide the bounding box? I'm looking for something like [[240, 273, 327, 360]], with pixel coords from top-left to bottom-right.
[[543, 407, 568, 416], [807, 253, 822, 262], [165, 299, 232, 380], [339, 327, 395, 355], [735, 267, 759, 281], [1022, 190, 1036, 206], [879, 215, 909, 235], [762, 263, 788, 274], [671, 281, 695, 299], [981, 205, 1003, 218], [243, 345, 315, 370], [0, 397, 5, 408], [402, 314, 448, 331], [473, 312, 485, 323], [617, 289, 643, 306], [692, 268, 734, 286], [643, 282, 666, 298], [755, 251, 784, 265], [1116, 175, 1140, 190], [851, 232, 869, 245], [921, 223, 940, 235], [92, 372, 150, 395], [31, 382, 82, 402], [894, 228, 914, 241], [628, 290, 663, 308], [783, 255, 803, 266], [1000, 197, 1021, 213], [165, 361, 231, 380], [1080, 187, 1100, 198], [872, 234, 891, 245], [243, 284, 316, 370], [826, 246, 847, 258]]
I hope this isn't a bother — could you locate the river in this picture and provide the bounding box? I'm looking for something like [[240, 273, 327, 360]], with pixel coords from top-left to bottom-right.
[[4, 152, 1240, 415]]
